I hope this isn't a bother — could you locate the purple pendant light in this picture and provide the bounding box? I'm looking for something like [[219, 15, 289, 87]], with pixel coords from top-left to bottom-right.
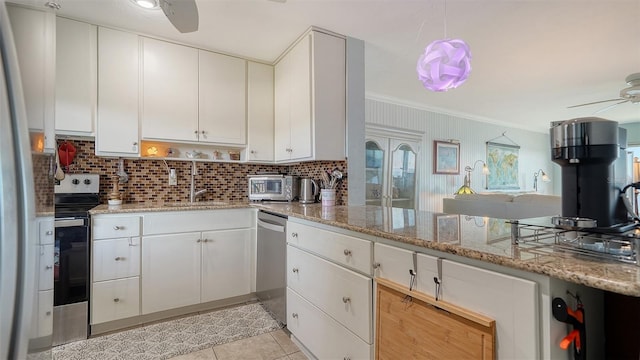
[[417, 0, 471, 92]]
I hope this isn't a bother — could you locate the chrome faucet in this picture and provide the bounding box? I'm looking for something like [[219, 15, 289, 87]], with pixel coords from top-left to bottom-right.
[[189, 161, 208, 203]]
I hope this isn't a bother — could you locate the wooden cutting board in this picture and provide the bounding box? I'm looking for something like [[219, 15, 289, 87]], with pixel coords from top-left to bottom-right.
[[376, 278, 496, 360]]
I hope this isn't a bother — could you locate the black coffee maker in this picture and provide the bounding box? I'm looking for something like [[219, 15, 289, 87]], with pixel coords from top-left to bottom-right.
[[550, 117, 632, 230]]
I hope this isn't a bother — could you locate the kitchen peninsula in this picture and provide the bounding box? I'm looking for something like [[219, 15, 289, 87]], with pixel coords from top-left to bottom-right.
[[90, 201, 639, 359]]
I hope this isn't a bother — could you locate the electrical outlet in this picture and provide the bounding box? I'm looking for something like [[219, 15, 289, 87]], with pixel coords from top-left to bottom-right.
[[169, 169, 177, 186]]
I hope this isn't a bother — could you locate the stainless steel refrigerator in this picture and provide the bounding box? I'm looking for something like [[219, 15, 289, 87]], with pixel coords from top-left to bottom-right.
[[0, 0, 54, 358]]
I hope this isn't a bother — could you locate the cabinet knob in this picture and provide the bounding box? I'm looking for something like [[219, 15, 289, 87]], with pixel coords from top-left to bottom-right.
[[45, 311, 51, 316], [201, 130, 206, 135], [197, 239, 202, 243], [113, 225, 122, 230], [343, 249, 352, 256], [113, 298, 120, 303], [194, 130, 198, 134], [133, 142, 138, 146], [373, 262, 381, 269], [342, 296, 351, 304], [292, 268, 299, 273], [291, 232, 298, 238], [202, 239, 209, 243], [114, 256, 124, 261], [250, 150, 256, 154], [292, 313, 298, 318], [46, 230, 53, 235], [45, 265, 53, 270]]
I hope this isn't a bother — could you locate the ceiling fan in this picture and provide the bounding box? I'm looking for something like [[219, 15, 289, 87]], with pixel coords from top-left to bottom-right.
[[134, 0, 199, 33], [568, 73, 640, 114]]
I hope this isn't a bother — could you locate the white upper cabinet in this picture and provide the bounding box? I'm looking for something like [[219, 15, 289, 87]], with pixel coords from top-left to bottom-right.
[[141, 37, 199, 142], [55, 17, 96, 136], [247, 62, 274, 162], [7, 5, 56, 152], [198, 50, 246, 145], [96, 27, 140, 156], [274, 30, 346, 163]]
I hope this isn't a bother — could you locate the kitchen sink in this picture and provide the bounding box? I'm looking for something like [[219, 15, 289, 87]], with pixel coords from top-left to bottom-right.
[[163, 201, 228, 207]]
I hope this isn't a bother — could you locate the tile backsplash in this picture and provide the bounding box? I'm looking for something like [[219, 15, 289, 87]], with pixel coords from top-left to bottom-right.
[[57, 140, 348, 205]]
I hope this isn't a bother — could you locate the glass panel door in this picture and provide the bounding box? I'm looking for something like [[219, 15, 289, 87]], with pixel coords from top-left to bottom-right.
[[365, 139, 385, 206], [390, 142, 417, 209]]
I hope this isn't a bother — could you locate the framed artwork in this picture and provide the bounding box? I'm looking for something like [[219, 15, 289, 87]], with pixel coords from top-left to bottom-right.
[[486, 142, 520, 189], [486, 218, 512, 244], [433, 141, 460, 174], [435, 214, 460, 244]]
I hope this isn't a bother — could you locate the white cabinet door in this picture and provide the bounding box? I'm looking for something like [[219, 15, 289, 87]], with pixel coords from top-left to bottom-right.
[[198, 50, 246, 145], [96, 27, 140, 156], [201, 229, 251, 302], [7, 5, 56, 151], [55, 17, 96, 136], [442, 260, 539, 359], [286, 34, 312, 161], [141, 232, 201, 314], [37, 290, 53, 337], [142, 37, 198, 142], [373, 242, 415, 289], [93, 237, 141, 282], [274, 51, 291, 162], [247, 62, 274, 162]]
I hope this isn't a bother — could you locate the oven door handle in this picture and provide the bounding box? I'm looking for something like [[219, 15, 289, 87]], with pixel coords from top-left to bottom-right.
[[55, 219, 86, 228], [257, 219, 285, 233]]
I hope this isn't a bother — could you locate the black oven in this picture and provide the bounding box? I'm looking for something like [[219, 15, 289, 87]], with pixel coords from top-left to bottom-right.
[[53, 174, 99, 346]]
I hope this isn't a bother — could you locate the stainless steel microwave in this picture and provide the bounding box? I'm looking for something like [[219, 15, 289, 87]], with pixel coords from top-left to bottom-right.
[[248, 175, 300, 201]]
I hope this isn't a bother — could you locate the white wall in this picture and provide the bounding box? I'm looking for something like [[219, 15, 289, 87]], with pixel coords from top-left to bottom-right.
[[365, 98, 558, 212]]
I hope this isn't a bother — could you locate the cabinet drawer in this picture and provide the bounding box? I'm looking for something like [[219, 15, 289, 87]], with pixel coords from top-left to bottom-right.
[[373, 243, 415, 289], [415, 252, 439, 298], [37, 290, 53, 338], [91, 277, 140, 324], [442, 260, 538, 359], [93, 237, 140, 282], [92, 215, 140, 239], [287, 245, 372, 343], [287, 288, 373, 360], [39, 218, 54, 245], [143, 209, 254, 235], [287, 221, 372, 275], [38, 244, 54, 291]]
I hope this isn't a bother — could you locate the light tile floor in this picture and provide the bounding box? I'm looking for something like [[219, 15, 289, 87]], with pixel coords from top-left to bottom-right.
[[168, 330, 309, 360]]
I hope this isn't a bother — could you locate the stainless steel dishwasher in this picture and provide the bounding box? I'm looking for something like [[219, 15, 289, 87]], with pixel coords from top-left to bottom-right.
[[256, 210, 287, 325]]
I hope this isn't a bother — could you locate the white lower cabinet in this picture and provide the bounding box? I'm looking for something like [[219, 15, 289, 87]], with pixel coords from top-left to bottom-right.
[[36, 290, 53, 338], [141, 232, 202, 314], [287, 288, 373, 360], [201, 229, 252, 303], [92, 277, 140, 324], [373, 242, 415, 288], [286, 219, 373, 359]]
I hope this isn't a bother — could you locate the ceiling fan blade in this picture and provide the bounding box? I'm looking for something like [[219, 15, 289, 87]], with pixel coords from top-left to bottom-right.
[[593, 99, 630, 114], [160, 0, 199, 33], [567, 98, 624, 108]]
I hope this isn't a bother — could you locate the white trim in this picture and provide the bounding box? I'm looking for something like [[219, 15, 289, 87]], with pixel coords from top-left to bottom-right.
[[365, 92, 548, 134]]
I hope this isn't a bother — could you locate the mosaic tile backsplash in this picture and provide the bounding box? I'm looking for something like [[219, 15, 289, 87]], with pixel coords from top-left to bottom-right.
[[57, 140, 348, 205]]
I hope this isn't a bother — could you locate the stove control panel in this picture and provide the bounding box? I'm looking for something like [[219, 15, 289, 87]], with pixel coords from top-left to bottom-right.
[[55, 174, 100, 194]]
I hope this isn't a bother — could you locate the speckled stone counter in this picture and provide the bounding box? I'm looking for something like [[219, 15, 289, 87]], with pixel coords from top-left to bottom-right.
[[89, 201, 640, 297]]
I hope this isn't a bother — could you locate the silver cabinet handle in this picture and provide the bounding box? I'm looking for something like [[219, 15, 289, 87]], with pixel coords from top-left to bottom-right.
[[197, 239, 202, 243], [202, 239, 209, 243], [113, 298, 120, 303], [250, 150, 256, 154], [373, 262, 381, 269], [292, 268, 299, 273], [113, 225, 122, 230], [292, 313, 298, 318], [46, 230, 53, 235], [344, 249, 352, 256], [115, 257, 124, 261], [342, 296, 351, 304], [45, 311, 51, 316], [45, 265, 53, 270], [291, 232, 298, 238], [133, 142, 138, 146], [201, 130, 206, 135], [194, 130, 198, 134]]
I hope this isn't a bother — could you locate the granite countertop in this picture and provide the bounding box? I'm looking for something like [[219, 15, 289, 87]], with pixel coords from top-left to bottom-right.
[[89, 201, 640, 297]]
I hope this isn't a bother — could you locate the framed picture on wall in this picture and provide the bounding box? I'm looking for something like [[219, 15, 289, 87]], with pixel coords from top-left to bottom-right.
[[435, 214, 460, 244], [433, 141, 460, 174]]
